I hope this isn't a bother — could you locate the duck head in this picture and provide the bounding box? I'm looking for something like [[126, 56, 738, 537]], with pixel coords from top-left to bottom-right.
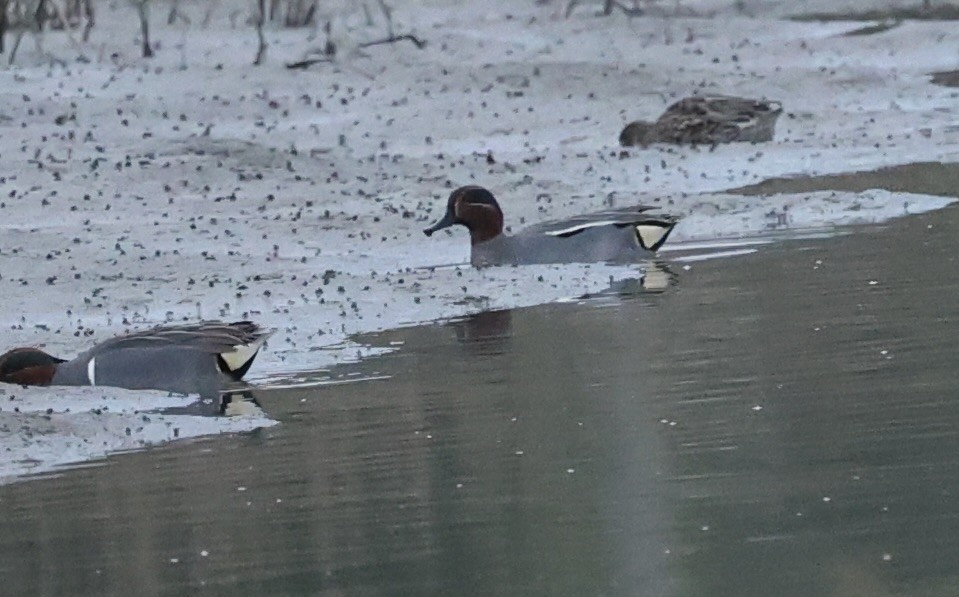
[[0, 347, 65, 386], [619, 121, 655, 147], [423, 186, 504, 244]]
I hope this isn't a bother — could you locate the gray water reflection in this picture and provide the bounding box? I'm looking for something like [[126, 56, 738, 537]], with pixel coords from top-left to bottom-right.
[[0, 205, 957, 596]]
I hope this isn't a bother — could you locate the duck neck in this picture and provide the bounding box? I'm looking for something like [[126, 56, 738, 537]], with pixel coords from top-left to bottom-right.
[[470, 226, 500, 244], [459, 203, 503, 244]]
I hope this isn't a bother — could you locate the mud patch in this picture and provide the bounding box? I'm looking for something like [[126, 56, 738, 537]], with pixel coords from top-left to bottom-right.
[[840, 20, 902, 36], [791, 5, 959, 21], [726, 161, 959, 199]]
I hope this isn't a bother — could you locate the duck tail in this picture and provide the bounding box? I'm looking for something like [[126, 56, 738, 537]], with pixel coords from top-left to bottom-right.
[[217, 329, 273, 381], [634, 218, 678, 252]]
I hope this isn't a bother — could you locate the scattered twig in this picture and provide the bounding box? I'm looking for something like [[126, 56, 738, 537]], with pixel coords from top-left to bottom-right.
[[358, 33, 425, 50], [285, 55, 332, 69], [565, 0, 643, 18], [286, 32, 425, 69], [841, 19, 901, 36]]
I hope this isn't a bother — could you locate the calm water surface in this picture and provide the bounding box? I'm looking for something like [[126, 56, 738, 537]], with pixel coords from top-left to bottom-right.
[[0, 205, 957, 596]]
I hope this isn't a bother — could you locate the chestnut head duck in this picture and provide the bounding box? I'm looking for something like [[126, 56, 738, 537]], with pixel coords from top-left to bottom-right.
[[423, 185, 678, 267], [0, 320, 272, 397]]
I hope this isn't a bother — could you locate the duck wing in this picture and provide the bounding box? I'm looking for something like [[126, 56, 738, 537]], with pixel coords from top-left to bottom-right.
[[89, 321, 273, 380], [94, 321, 272, 355], [523, 206, 660, 235], [662, 95, 782, 119], [525, 207, 678, 251], [657, 95, 783, 144]]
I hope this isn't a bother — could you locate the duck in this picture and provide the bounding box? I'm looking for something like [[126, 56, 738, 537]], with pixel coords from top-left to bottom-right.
[[0, 320, 272, 397], [423, 185, 678, 267], [619, 94, 783, 147]]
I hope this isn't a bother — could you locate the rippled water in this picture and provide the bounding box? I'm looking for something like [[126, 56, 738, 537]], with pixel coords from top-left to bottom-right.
[[0, 205, 956, 596]]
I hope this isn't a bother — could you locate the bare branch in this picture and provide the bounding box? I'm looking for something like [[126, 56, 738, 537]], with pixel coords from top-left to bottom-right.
[[287, 31, 425, 69], [34, 0, 47, 31], [0, 0, 8, 53], [81, 0, 93, 41], [253, 0, 266, 65], [167, 0, 190, 25], [201, 0, 218, 28], [375, 0, 394, 38], [8, 26, 23, 63], [129, 0, 153, 57]]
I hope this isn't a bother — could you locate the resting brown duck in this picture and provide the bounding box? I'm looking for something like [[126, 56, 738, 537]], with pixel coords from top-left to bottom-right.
[[619, 95, 783, 147]]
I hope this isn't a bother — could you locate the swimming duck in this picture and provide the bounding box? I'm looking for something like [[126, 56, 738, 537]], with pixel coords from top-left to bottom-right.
[[619, 94, 783, 147], [0, 320, 271, 396], [423, 185, 678, 267]]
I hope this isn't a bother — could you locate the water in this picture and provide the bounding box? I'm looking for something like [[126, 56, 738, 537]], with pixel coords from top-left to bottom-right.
[[0, 204, 957, 596]]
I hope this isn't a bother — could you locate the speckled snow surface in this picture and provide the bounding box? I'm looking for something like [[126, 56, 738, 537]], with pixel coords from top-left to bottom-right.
[[0, 0, 956, 482]]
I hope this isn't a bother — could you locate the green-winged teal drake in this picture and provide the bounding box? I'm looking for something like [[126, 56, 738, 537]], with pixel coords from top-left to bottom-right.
[[0, 320, 271, 396], [423, 185, 678, 267]]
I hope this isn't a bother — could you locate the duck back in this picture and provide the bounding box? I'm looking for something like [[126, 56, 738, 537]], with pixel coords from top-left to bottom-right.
[[53, 346, 229, 396], [473, 224, 653, 266]]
